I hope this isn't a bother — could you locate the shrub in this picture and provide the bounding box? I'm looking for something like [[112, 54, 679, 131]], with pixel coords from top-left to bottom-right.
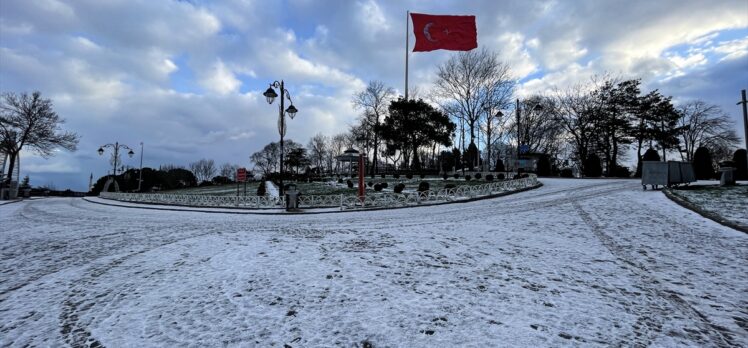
[[367, 181, 374, 187], [337, 178, 344, 184], [256, 181, 266, 196], [642, 147, 661, 161], [494, 159, 505, 172], [393, 173, 400, 179], [406, 173, 413, 179], [417, 181, 430, 192], [485, 174, 494, 181], [693, 146, 714, 180], [374, 183, 383, 192], [583, 154, 602, 177], [614, 165, 632, 178], [444, 183, 456, 189], [381, 182, 388, 188], [560, 168, 573, 178], [453, 173, 459, 179], [536, 156, 551, 176], [498, 173, 505, 180], [393, 183, 405, 193], [381, 174, 386, 179], [732, 149, 747, 180], [475, 173, 482, 180], [346, 180, 353, 188], [442, 174, 448, 180], [465, 174, 472, 181], [420, 173, 426, 179]]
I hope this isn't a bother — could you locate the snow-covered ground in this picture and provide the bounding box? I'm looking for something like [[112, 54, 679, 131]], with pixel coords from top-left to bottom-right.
[[1, 179, 746, 347], [265, 180, 279, 198]]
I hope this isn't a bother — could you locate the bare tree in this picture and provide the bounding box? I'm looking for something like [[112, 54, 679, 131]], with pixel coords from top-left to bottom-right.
[[676, 100, 740, 161], [553, 81, 601, 175], [307, 133, 329, 174], [250, 142, 280, 176], [434, 48, 515, 149], [352, 81, 395, 174], [219, 162, 239, 180], [0, 91, 79, 186], [189, 158, 216, 183], [329, 133, 348, 173], [507, 95, 565, 161]]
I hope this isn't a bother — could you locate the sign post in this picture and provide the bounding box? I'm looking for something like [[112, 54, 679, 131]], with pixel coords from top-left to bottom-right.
[[236, 168, 247, 196]]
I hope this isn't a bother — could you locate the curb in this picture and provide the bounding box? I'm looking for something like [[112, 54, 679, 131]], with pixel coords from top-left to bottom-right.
[[84, 182, 543, 215], [663, 189, 748, 234]]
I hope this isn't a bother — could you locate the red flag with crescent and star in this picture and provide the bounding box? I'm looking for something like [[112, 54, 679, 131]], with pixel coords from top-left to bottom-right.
[[410, 13, 477, 52]]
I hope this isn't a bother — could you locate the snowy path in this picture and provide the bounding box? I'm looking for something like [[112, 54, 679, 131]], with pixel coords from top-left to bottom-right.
[[265, 180, 279, 198], [1, 179, 746, 347]]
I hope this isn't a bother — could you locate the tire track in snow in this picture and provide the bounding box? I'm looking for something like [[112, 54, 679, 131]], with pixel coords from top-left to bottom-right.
[[572, 201, 739, 347]]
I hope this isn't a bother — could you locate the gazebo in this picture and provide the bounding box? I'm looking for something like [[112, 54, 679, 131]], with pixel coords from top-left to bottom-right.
[[335, 148, 361, 176]]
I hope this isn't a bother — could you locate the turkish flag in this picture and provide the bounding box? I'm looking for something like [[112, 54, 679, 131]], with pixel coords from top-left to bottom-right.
[[411, 13, 477, 52]]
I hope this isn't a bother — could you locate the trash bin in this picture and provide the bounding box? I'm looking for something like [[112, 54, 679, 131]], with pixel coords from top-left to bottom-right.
[[285, 184, 300, 211]]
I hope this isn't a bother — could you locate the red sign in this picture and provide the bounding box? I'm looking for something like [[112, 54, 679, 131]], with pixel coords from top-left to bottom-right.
[[237, 167, 247, 182]]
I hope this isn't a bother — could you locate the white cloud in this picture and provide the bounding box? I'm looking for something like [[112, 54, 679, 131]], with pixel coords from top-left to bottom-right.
[[198, 60, 241, 95]]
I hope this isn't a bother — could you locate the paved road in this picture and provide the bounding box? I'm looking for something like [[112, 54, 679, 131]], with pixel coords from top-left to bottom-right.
[[1, 179, 746, 347]]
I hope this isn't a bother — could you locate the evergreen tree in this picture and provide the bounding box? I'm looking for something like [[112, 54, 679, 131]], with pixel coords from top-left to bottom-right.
[[378, 98, 456, 170], [693, 146, 714, 180]]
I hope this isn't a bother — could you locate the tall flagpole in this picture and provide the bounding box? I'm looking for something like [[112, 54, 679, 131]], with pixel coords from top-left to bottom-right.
[[405, 10, 409, 101]]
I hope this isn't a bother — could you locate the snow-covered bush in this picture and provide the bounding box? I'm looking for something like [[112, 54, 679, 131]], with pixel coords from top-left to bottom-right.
[[394, 183, 405, 193]]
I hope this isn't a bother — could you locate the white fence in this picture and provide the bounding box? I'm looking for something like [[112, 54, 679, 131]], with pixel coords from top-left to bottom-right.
[[99, 174, 538, 210]]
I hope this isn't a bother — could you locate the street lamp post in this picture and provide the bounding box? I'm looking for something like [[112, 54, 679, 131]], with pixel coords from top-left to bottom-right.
[[263, 80, 299, 196], [137, 142, 144, 192], [98, 142, 135, 192]]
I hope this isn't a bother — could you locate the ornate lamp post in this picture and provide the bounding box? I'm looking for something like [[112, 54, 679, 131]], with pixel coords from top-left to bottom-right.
[[97, 142, 135, 192], [263, 80, 299, 196]]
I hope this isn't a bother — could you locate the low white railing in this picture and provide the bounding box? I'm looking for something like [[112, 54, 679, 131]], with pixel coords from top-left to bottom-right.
[[340, 175, 538, 210], [99, 174, 538, 210], [99, 192, 285, 208]]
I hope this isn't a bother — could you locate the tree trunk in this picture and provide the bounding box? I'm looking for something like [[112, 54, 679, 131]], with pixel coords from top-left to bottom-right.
[[4, 152, 18, 186], [635, 139, 644, 177]]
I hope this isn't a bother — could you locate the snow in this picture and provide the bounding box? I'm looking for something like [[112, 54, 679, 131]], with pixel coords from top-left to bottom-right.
[[265, 180, 279, 198], [668, 184, 748, 228], [1, 179, 746, 347]]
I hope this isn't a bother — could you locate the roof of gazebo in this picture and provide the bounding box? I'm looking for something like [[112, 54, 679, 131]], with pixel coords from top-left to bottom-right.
[[336, 148, 361, 162]]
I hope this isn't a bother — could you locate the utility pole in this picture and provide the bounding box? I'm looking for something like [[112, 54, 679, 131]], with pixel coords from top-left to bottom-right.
[[738, 89, 748, 156]]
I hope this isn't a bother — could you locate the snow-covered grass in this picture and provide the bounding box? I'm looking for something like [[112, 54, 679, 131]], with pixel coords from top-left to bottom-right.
[[161, 182, 261, 196], [667, 184, 748, 228], [2, 179, 746, 347]]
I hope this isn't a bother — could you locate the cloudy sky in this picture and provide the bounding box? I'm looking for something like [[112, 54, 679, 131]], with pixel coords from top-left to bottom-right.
[[1, 0, 747, 190]]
